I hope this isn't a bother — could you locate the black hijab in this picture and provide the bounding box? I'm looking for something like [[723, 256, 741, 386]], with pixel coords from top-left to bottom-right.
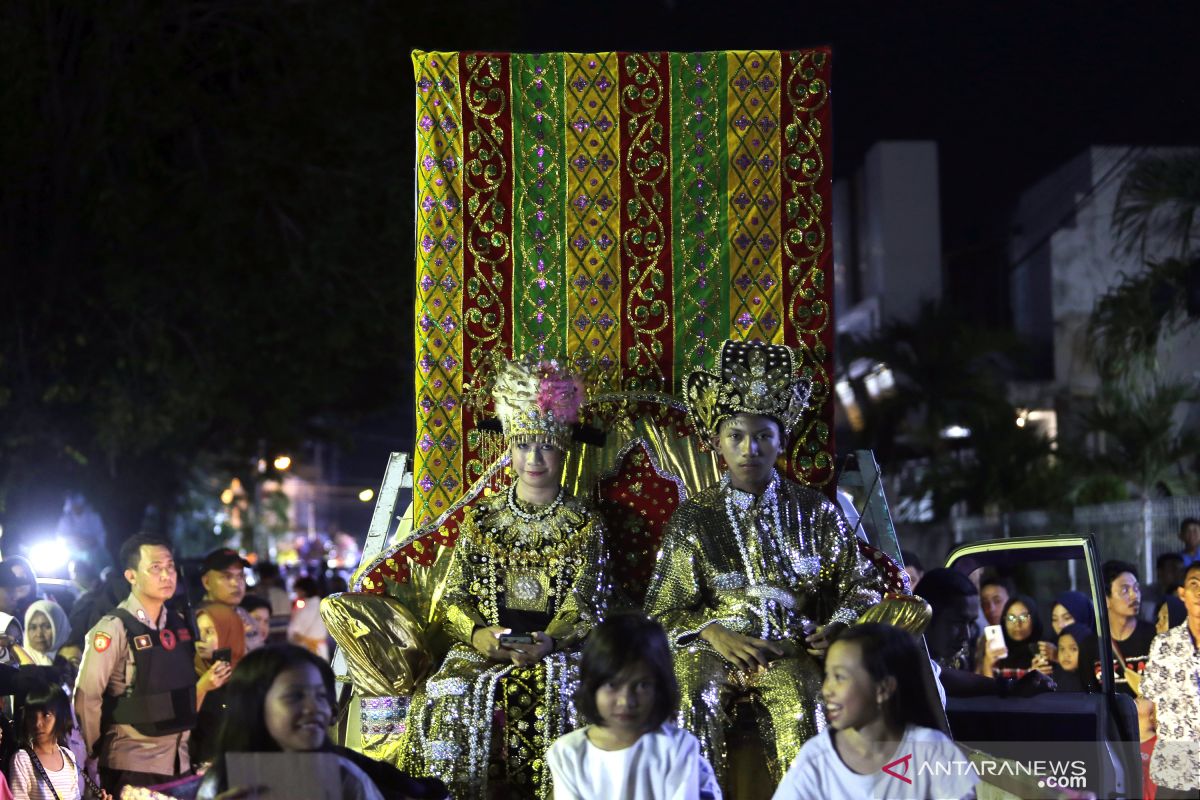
[[1054, 622, 1099, 692], [996, 594, 1045, 669]]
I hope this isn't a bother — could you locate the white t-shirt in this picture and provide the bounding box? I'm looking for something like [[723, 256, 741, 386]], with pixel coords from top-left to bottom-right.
[[10, 746, 82, 800], [546, 723, 722, 800], [772, 725, 978, 800]]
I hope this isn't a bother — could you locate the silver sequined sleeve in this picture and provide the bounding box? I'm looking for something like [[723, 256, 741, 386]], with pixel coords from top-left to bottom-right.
[[812, 494, 885, 626], [644, 507, 750, 645]]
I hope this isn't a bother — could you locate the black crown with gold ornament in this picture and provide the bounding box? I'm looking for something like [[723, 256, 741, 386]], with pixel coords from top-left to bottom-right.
[[684, 340, 812, 439]]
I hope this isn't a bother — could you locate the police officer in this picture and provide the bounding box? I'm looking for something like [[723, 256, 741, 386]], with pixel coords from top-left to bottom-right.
[[199, 547, 265, 653], [74, 534, 231, 794]]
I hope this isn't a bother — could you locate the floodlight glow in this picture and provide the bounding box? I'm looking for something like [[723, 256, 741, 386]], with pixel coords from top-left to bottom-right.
[[940, 425, 972, 439], [273, 455, 292, 471], [29, 538, 71, 575], [358, 488, 375, 503]]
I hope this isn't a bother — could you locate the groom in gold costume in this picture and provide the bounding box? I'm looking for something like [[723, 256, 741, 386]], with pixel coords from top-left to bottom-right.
[[644, 340, 885, 785]]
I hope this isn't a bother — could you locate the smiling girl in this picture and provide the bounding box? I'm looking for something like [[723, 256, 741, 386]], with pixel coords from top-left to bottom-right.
[[772, 623, 976, 800], [546, 614, 721, 800], [196, 645, 446, 800]]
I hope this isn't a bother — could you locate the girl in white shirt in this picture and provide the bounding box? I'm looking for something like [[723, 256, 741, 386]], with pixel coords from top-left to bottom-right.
[[773, 622, 978, 800], [546, 613, 721, 800], [9, 682, 110, 800]]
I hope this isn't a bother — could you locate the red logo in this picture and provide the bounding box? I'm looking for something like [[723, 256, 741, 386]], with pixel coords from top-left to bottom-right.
[[883, 753, 914, 784], [177, 628, 192, 642], [93, 632, 112, 653], [159, 628, 177, 651]]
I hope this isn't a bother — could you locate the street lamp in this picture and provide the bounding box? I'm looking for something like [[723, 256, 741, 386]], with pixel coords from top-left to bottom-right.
[[273, 455, 292, 471]]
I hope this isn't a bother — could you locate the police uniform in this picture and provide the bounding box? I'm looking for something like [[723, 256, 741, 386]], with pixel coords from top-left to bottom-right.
[[74, 593, 197, 791]]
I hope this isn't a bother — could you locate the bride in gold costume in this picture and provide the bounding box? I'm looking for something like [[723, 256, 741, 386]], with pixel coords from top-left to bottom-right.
[[398, 358, 609, 799]]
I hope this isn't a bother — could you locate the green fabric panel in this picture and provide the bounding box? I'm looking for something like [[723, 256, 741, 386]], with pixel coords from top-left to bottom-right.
[[671, 51, 729, 388], [511, 52, 567, 358]]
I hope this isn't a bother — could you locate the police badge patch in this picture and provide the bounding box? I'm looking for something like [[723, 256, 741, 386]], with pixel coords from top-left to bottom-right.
[[93, 632, 111, 653], [133, 634, 153, 651]]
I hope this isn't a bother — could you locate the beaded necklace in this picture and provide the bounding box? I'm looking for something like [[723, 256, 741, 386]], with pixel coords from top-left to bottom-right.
[[723, 471, 783, 639], [506, 482, 563, 521]]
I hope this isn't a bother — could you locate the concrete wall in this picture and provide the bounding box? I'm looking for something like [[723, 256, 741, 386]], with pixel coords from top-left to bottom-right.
[[834, 141, 943, 335]]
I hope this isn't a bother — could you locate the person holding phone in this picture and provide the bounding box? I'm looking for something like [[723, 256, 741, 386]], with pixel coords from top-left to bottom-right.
[[191, 605, 242, 764], [397, 357, 609, 799]]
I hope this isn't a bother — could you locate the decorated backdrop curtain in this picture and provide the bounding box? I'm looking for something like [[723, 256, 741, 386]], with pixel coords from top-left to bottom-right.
[[413, 50, 834, 529]]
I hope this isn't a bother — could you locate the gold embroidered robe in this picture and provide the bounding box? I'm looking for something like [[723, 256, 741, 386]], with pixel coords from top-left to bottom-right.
[[399, 488, 608, 799], [643, 471, 884, 785]]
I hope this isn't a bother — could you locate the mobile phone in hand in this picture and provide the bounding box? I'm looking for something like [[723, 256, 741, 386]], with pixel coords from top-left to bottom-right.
[[498, 634, 535, 647], [213, 647, 232, 663], [983, 625, 1008, 659]]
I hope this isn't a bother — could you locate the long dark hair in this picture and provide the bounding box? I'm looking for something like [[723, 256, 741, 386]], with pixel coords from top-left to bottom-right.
[[833, 623, 942, 731], [18, 681, 73, 749], [213, 644, 336, 754], [576, 612, 680, 729]]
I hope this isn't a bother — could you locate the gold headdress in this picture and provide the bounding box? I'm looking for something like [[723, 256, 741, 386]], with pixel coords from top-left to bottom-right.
[[684, 340, 812, 438], [490, 357, 587, 450]]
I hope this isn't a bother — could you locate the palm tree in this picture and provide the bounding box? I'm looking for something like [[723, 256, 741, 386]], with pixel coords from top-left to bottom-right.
[[1079, 152, 1200, 498], [1112, 150, 1200, 259], [1086, 255, 1194, 382], [1080, 380, 1200, 500]]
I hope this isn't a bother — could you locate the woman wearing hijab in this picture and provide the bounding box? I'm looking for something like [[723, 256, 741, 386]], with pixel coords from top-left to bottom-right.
[[1154, 595, 1186, 634], [190, 604, 241, 764], [985, 595, 1054, 679], [21, 600, 70, 667], [1050, 590, 1095, 635]]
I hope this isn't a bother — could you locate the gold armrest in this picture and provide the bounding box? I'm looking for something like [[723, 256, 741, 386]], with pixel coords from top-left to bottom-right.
[[855, 593, 933, 635], [321, 593, 434, 696]]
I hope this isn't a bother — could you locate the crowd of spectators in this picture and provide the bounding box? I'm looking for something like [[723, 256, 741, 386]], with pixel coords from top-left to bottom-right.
[[907, 517, 1200, 798], [0, 517, 1196, 798], [0, 534, 439, 799]]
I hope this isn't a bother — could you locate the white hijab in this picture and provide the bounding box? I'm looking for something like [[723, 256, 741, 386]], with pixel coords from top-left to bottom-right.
[[23, 599, 71, 665]]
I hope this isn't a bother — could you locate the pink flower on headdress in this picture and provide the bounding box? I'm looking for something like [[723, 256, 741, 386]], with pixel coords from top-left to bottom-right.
[[536, 374, 585, 425]]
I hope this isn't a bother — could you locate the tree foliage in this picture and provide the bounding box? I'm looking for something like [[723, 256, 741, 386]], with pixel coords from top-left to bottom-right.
[[1077, 381, 1200, 500], [0, 1, 421, 552], [1086, 256, 1195, 382], [1077, 150, 1200, 499], [840, 302, 1055, 517], [1112, 150, 1200, 259]]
